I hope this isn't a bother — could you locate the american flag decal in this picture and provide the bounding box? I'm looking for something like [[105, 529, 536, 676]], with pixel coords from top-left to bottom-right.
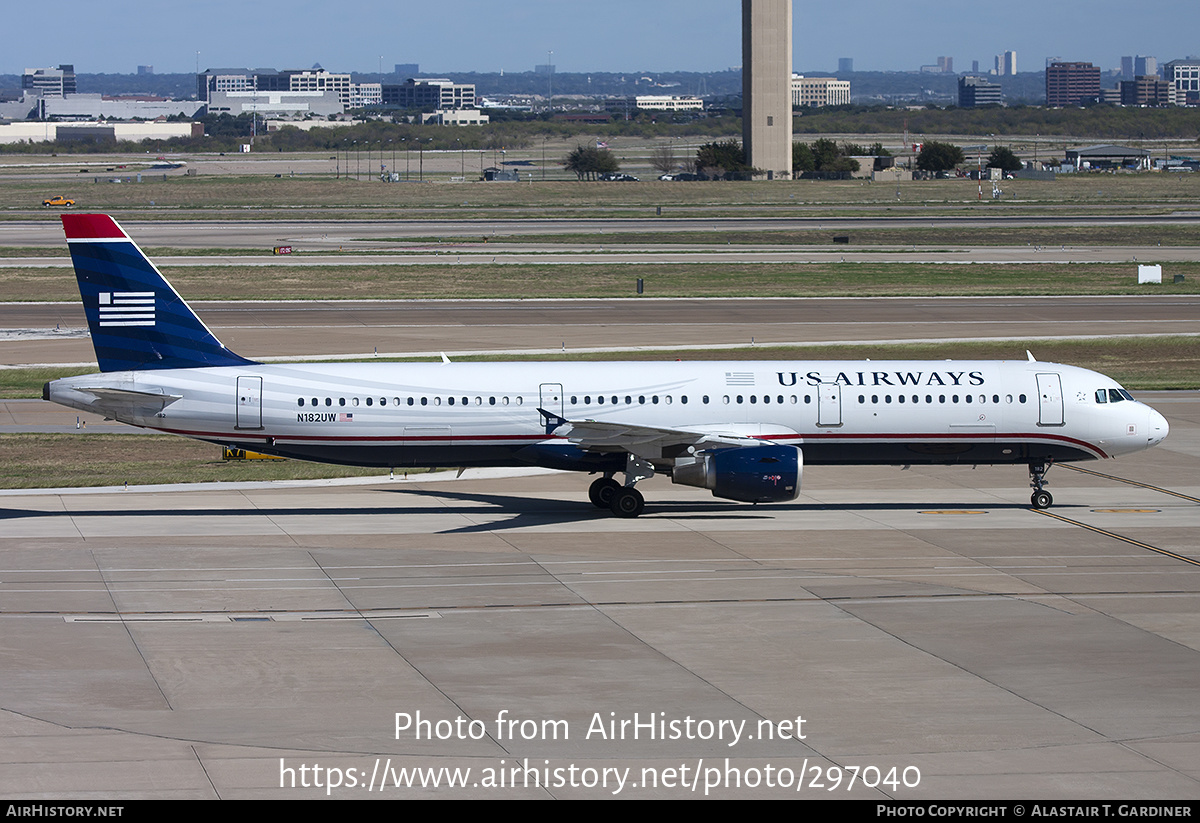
[[338, 413, 354, 422], [98, 291, 155, 327]]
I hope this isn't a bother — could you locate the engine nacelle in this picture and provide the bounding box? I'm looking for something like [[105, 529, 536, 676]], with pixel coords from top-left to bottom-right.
[[671, 445, 802, 503]]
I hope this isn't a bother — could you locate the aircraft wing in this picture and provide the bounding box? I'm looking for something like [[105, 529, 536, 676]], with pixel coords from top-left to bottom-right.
[[555, 418, 795, 460]]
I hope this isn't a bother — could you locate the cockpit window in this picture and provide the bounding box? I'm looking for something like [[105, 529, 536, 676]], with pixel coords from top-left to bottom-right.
[[1109, 389, 1125, 403], [1118, 389, 1135, 402], [1095, 390, 1108, 404]]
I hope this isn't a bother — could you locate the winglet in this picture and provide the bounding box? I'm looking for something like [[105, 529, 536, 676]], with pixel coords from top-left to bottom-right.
[[1026, 350, 1036, 362], [61, 214, 256, 373]]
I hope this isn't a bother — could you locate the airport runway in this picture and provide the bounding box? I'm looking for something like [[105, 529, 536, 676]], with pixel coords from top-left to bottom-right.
[[4, 215, 1200, 249], [4, 295, 1198, 366], [0, 392, 1196, 798]]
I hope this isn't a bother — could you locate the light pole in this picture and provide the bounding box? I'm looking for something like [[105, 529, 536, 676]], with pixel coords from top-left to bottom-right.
[[546, 50, 553, 112], [456, 138, 463, 178]]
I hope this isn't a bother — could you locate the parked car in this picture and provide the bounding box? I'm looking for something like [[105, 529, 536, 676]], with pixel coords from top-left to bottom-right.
[[600, 173, 639, 182]]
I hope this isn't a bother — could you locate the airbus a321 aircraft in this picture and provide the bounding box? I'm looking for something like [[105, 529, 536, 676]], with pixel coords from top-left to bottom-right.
[[45, 214, 1169, 517]]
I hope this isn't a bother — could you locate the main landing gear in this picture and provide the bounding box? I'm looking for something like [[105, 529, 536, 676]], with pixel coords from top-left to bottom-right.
[[1029, 462, 1053, 509], [589, 456, 654, 518]]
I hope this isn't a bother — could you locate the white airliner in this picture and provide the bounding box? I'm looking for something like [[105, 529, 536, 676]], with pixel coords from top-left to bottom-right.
[[45, 214, 1169, 517]]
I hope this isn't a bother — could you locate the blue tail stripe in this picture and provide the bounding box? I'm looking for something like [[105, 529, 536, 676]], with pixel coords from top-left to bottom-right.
[[69, 240, 255, 372]]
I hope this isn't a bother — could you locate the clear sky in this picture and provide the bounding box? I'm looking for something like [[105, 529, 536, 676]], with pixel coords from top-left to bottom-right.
[[8, 0, 1198, 76]]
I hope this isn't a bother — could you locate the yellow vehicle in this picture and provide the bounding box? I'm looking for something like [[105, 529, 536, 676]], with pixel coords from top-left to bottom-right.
[[42, 195, 76, 208]]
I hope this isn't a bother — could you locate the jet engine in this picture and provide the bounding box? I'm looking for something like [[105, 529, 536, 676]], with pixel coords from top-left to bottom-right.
[[671, 445, 801, 503]]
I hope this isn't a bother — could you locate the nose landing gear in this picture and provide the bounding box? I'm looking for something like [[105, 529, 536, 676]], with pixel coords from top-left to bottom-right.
[[1029, 462, 1054, 509]]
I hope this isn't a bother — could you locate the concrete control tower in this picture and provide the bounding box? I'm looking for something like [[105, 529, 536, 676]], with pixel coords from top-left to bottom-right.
[[742, 0, 792, 179]]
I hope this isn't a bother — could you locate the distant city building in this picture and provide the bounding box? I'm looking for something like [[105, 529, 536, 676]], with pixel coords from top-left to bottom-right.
[[137, 65, 154, 75], [38, 94, 204, 120], [198, 68, 355, 106], [349, 83, 382, 108], [837, 57, 853, 73], [420, 109, 489, 126], [1162, 59, 1200, 105], [393, 63, 419, 76], [381, 78, 476, 110], [207, 90, 343, 118], [535, 64, 555, 76], [971, 60, 979, 74], [958, 76, 1002, 108], [619, 95, 704, 112], [1119, 75, 1170, 107], [1046, 61, 1100, 107], [1136, 56, 1157, 78], [937, 56, 953, 74], [0, 121, 198, 145], [993, 51, 1017, 76], [1121, 56, 1134, 80], [790, 75, 850, 107], [22, 65, 76, 98]]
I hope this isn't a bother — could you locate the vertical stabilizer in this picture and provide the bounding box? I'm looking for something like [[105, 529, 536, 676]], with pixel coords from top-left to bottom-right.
[[61, 214, 255, 372]]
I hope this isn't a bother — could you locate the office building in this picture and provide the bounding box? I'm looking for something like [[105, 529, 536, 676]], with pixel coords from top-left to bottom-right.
[[1046, 61, 1100, 107], [1162, 60, 1200, 105], [958, 76, 1002, 108], [790, 75, 850, 107], [22, 65, 76, 98]]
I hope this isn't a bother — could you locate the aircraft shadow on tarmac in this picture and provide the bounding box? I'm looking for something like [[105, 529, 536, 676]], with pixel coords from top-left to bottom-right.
[[0, 487, 1036, 534]]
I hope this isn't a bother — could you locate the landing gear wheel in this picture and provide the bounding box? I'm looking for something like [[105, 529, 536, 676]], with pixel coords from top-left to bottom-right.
[[588, 477, 621, 509], [1031, 490, 1053, 510], [610, 487, 645, 518]]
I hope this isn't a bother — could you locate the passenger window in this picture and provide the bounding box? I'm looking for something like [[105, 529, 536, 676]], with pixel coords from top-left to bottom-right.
[[366, 397, 372, 406], [297, 398, 304, 407]]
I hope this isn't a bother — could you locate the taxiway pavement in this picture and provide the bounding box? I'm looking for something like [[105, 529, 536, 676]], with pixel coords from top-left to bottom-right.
[[0, 392, 1197, 798]]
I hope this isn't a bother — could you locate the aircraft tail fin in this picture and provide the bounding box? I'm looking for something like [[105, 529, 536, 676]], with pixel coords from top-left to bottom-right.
[[61, 214, 255, 373]]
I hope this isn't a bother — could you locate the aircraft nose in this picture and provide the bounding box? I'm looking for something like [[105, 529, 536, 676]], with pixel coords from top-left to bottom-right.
[[1146, 406, 1169, 446]]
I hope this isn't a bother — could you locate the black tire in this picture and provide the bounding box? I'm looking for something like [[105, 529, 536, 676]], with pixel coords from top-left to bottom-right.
[[610, 487, 645, 518], [588, 477, 620, 509], [1031, 490, 1053, 509]]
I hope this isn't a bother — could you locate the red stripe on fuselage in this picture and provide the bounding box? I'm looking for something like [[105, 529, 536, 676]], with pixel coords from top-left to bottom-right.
[[148, 426, 1108, 459]]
